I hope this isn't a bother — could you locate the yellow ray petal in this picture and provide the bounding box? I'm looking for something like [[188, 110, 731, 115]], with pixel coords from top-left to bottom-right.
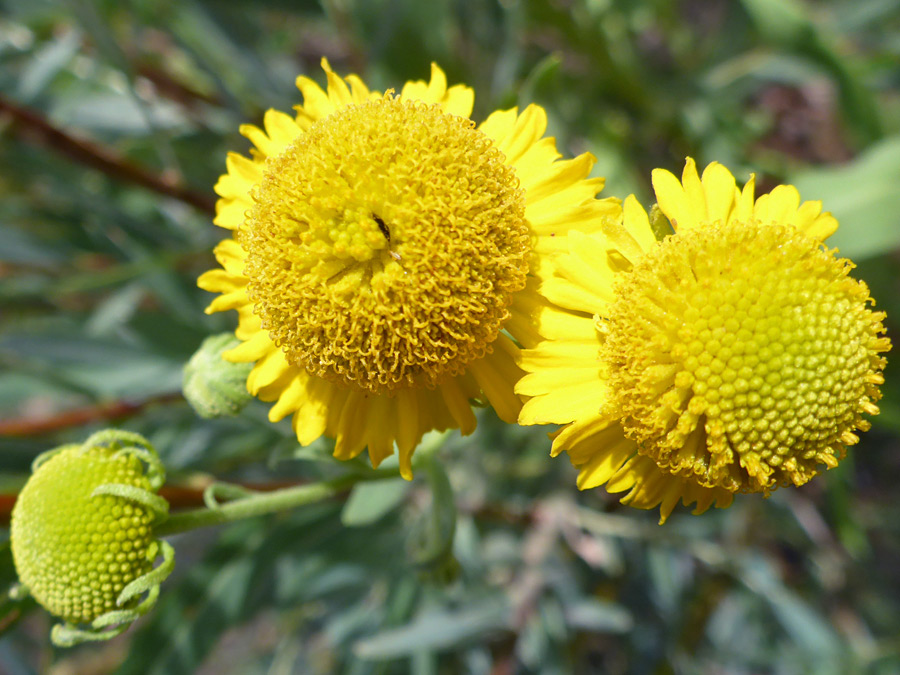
[[224, 330, 272, 362], [802, 211, 838, 241], [556, 230, 619, 302], [539, 276, 609, 315], [267, 374, 307, 422], [529, 201, 620, 248], [523, 153, 596, 206], [212, 200, 247, 230], [420, 387, 457, 435], [730, 173, 756, 225], [334, 389, 370, 460], [295, 73, 335, 122], [344, 74, 373, 103], [364, 395, 396, 467], [440, 376, 478, 435], [425, 62, 448, 101], [477, 108, 518, 145], [197, 269, 245, 294], [239, 108, 301, 160], [678, 157, 708, 229], [574, 434, 636, 490], [255, 367, 295, 405], [507, 286, 596, 346], [234, 305, 261, 341], [223, 152, 263, 186], [517, 339, 599, 374], [400, 63, 444, 103], [531, 305, 597, 342], [700, 162, 737, 226], [525, 179, 612, 229], [246, 348, 291, 394], [322, 59, 355, 108], [205, 288, 249, 314], [394, 389, 420, 480], [213, 238, 247, 268], [553, 416, 622, 459], [652, 166, 695, 232], [441, 84, 474, 118], [611, 195, 656, 259], [516, 365, 601, 397], [238, 123, 272, 159], [754, 184, 801, 225], [518, 379, 605, 425], [470, 336, 523, 423], [291, 375, 335, 445], [514, 137, 562, 190], [265, 108, 304, 147], [497, 105, 547, 165]]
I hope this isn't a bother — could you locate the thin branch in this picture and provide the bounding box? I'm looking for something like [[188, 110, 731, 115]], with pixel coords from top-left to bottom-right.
[[0, 392, 183, 437], [0, 478, 318, 525], [155, 468, 400, 537], [0, 95, 215, 215]]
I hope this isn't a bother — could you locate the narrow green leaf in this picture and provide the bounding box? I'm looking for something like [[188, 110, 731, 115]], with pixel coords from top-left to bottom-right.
[[341, 478, 410, 527], [353, 600, 511, 659]]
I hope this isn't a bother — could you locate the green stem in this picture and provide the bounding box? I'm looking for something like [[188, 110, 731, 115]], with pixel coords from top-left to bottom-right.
[[154, 466, 400, 537]]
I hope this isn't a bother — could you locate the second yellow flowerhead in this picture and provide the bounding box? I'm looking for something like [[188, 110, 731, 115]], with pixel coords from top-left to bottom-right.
[[199, 59, 618, 478], [517, 159, 890, 522]]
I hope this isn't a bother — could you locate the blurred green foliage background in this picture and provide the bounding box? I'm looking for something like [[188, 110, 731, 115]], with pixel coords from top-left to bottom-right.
[[1, 0, 899, 673]]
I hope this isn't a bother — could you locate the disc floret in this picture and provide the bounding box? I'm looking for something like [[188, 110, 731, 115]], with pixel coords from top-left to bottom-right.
[[10, 430, 174, 646]]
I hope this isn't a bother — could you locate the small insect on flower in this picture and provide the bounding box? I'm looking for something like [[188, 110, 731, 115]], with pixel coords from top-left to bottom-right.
[[10, 430, 174, 646], [372, 213, 403, 262], [373, 213, 390, 240], [517, 158, 891, 523]]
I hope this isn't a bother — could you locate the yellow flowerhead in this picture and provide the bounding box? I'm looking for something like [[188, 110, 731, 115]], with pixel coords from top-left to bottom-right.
[[199, 59, 618, 478], [517, 158, 890, 523]]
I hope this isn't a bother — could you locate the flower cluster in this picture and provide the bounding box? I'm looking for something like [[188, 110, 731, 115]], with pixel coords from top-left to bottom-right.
[[11, 57, 891, 652], [199, 60, 890, 523]]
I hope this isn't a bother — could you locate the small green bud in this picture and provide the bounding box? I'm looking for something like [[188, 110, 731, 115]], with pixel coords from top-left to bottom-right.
[[183, 333, 254, 418], [10, 430, 173, 645]]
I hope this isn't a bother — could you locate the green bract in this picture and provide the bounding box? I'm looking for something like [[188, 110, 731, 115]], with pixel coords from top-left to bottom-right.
[[10, 430, 174, 646]]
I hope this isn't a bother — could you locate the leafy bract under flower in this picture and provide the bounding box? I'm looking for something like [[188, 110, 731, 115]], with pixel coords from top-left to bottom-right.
[[199, 59, 619, 478], [517, 158, 890, 523]]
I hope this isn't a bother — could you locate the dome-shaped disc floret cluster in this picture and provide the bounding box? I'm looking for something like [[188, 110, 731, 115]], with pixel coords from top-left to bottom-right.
[[602, 220, 888, 494], [10, 430, 174, 646], [517, 159, 891, 522], [242, 94, 528, 393]]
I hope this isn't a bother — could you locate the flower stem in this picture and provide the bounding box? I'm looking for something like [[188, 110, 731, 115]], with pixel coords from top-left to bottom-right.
[[154, 466, 400, 537]]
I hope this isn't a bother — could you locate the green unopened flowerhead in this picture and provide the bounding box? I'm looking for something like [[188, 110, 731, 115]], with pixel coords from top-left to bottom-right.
[[10, 430, 173, 644], [183, 333, 254, 418], [517, 159, 891, 522]]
